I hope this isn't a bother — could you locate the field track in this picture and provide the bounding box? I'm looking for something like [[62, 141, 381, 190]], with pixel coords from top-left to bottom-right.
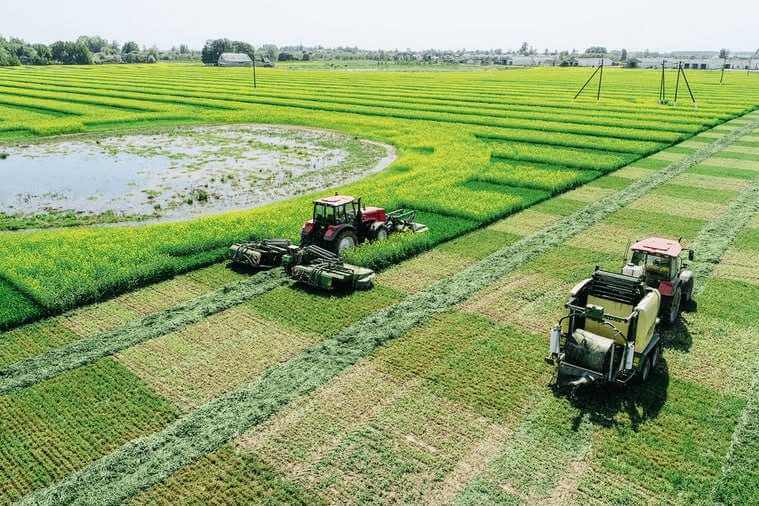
[[0, 65, 758, 504]]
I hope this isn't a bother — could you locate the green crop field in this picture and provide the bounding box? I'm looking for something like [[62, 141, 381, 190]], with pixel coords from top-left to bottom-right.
[[0, 63, 758, 505]]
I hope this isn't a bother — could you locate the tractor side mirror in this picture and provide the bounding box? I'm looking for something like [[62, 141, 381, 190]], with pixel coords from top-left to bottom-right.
[[688, 250, 694, 261]]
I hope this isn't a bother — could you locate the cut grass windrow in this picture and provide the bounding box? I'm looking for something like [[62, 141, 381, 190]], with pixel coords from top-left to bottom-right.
[[712, 365, 759, 504], [0, 270, 288, 394], [20, 118, 758, 505], [687, 181, 759, 291]]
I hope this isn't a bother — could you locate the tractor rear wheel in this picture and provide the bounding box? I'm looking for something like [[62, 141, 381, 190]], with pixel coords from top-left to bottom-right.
[[335, 231, 358, 256], [682, 278, 694, 303]]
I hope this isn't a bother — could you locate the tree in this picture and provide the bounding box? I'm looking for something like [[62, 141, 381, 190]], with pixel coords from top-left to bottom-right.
[[201, 38, 234, 64], [620, 48, 628, 61], [77, 35, 108, 53], [32, 44, 52, 64], [518, 42, 529, 56], [179, 44, 189, 54], [121, 41, 140, 54], [585, 46, 607, 55], [260, 44, 279, 62], [0, 45, 20, 66], [719, 48, 729, 60], [625, 57, 640, 69], [50, 40, 93, 64]]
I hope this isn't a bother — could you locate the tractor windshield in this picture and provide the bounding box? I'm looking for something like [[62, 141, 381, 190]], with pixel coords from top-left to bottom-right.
[[313, 203, 336, 225], [628, 250, 673, 281]]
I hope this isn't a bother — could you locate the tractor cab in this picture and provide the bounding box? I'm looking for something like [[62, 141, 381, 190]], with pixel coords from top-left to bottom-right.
[[621, 237, 695, 325], [623, 237, 694, 294], [300, 194, 425, 256], [312, 195, 362, 227]]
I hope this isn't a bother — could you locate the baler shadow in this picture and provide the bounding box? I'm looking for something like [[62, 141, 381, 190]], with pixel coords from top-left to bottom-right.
[[557, 360, 670, 432], [659, 318, 694, 352]]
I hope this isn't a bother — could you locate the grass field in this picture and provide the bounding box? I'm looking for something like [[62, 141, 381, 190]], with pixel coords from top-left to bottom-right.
[[0, 64, 758, 329], [0, 64, 758, 504]]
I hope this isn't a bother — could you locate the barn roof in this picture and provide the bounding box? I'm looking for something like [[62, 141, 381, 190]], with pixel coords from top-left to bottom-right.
[[218, 53, 253, 63]]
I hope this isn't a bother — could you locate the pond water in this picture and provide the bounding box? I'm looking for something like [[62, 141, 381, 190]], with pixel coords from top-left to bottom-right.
[[0, 125, 392, 224]]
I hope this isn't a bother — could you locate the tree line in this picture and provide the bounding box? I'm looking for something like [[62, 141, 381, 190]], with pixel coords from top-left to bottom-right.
[[0, 35, 196, 66]]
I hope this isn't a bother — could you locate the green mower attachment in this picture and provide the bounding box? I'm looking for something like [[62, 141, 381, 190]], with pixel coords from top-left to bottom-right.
[[229, 239, 376, 292], [283, 244, 375, 291]]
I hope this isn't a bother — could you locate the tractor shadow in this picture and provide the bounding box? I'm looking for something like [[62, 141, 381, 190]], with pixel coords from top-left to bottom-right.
[[226, 262, 264, 275], [555, 361, 670, 432], [659, 314, 696, 353]]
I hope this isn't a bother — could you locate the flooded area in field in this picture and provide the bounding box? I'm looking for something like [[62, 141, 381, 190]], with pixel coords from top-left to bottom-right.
[[0, 125, 393, 226]]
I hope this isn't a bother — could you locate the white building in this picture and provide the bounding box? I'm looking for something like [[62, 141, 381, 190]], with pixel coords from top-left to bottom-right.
[[575, 57, 614, 67], [217, 53, 253, 67]]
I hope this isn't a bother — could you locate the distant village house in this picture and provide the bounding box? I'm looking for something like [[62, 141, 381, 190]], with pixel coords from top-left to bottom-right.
[[217, 53, 253, 67]]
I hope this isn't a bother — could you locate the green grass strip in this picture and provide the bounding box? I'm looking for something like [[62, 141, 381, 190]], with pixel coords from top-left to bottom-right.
[[0, 270, 288, 394], [20, 117, 758, 505], [712, 365, 759, 504]]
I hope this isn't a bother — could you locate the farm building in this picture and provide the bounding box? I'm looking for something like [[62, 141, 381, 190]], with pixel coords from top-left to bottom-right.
[[218, 53, 253, 67], [576, 57, 614, 67], [508, 55, 558, 66], [637, 57, 756, 70]]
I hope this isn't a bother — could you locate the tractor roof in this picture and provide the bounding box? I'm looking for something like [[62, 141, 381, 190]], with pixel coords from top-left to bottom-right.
[[314, 195, 356, 206], [631, 237, 682, 257]]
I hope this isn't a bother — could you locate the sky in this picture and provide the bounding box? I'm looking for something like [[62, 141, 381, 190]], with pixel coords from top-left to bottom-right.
[[2, 0, 757, 52]]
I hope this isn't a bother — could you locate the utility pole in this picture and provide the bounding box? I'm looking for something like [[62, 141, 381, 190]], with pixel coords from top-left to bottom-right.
[[749, 48, 759, 76], [720, 55, 727, 84], [573, 60, 603, 100], [659, 60, 666, 103], [597, 58, 604, 101], [252, 48, 257, 88], [674, 62, 682, 103]]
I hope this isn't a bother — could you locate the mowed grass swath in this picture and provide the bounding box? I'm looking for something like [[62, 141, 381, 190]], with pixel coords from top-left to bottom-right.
[[0, 64, 757, 333]]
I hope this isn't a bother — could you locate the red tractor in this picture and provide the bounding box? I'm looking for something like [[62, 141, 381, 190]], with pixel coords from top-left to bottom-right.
[[621, 237, 695, 324], [300, 195, 427, 256]]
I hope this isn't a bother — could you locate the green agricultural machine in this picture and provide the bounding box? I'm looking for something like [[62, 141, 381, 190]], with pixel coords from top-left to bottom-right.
[[229, 195, 427, 292], [229, 239, 375, 291], [547, 237, 696, 389]]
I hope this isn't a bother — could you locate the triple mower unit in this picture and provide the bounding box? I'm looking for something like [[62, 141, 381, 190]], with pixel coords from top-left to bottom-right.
[[229, 195, 427, 291], [548, 237, 695, 389]]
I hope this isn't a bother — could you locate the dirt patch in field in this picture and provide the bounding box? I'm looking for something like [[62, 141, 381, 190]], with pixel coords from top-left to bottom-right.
[[0, 124, 394, 227]]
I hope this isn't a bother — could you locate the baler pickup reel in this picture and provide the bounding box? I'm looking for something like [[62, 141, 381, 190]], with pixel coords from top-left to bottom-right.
[[228, 240, 375, 292], [547, 269, 662, 390]]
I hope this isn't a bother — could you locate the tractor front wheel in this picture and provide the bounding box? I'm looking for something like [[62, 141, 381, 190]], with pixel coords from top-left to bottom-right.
[[370, 223, 388, 242], [666, 289, 681, 326], [335, 231, 358, 256]]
